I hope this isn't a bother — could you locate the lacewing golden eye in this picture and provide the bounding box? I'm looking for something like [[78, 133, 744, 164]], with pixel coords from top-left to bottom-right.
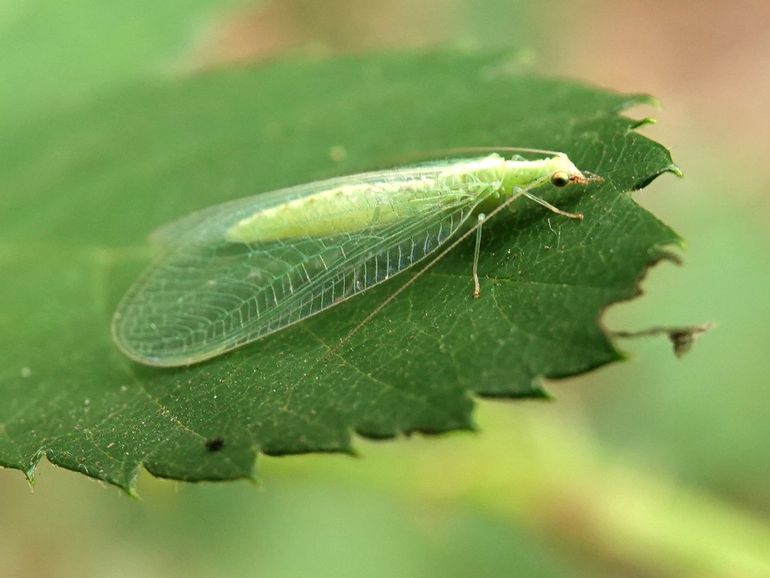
[[112, 151, 593, 367]]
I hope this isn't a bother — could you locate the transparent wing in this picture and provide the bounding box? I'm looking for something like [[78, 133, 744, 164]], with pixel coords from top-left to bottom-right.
[[113, 166, 496, 366]]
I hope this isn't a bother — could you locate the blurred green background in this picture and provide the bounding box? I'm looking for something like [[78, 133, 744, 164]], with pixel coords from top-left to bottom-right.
[[1, 1, 768, 576]]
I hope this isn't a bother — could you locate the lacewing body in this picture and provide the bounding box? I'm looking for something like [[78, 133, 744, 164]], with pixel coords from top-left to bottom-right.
[[112, 152, 591, 367]]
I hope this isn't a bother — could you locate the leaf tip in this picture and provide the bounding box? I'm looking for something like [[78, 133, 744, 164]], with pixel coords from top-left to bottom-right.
[[630, 117, 657, 130], [632, 162, 684, 190], [125, 486, 142, 499], [24, 468, 36, 489], [23, 449, 45, 488], [667, 163, 685, 179], [613, 344, 630, 362]]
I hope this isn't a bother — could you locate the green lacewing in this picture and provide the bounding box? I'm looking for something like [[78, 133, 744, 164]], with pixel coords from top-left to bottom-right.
[[112, 150, 595, 367]]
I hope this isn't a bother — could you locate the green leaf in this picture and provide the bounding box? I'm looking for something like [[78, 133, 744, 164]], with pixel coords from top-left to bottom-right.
[[0, 52, 681, 491]]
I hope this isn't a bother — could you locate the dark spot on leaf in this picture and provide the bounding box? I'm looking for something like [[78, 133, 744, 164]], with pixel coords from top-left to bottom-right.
[[205, 438, 225, 452]]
